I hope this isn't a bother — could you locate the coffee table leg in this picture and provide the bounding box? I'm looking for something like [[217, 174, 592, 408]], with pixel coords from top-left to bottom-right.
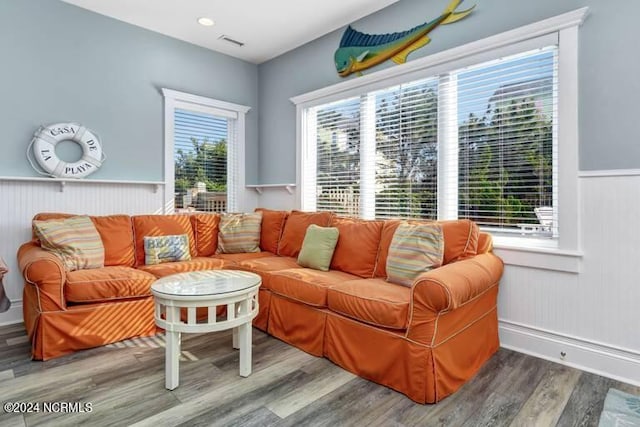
[[232, 327, 239, 349], [165, 306, 181, 390], [238, 322, 252, 377]]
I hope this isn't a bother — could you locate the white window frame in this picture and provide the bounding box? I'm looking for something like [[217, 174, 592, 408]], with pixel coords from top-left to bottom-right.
[[162, 88, 250, 213], [292, 8, 588, 270]]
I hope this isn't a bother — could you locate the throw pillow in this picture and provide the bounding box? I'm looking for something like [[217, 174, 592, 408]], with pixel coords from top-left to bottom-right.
[[217, 212, 262, 254], [386, 222, 444, 287], [33, 215, 105, 271], [143, 234, 191, 265], [297, 224, 340, 271]]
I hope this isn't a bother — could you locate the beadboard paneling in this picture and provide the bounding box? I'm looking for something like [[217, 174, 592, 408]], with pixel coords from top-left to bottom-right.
[[0, 179, 164, 324], [497, 173, 640, 384]]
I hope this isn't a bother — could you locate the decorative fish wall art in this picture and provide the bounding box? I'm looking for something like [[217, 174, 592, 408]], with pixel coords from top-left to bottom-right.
[[334, 0, 475, 77]]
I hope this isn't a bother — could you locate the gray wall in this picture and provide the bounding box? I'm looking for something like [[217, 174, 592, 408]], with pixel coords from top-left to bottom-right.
[[258, 0, 640, 183], [0, 0, 258, 183]]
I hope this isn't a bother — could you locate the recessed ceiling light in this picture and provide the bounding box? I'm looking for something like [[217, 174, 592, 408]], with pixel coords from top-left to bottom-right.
[[197, 17, 215, 27]]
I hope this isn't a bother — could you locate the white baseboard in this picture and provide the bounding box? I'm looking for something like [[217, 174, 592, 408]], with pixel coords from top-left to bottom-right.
[[0, 300, 23, 326], [499, 320, 640, 387]]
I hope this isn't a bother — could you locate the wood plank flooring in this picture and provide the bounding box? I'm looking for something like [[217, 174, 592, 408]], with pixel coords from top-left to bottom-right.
[[0, 322, 637, 427]]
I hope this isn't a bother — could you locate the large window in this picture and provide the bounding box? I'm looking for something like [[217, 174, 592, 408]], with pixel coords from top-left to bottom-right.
[[302, 47, 556, 239], [296, 10, 586, 250], [162, 89, 250, 214]]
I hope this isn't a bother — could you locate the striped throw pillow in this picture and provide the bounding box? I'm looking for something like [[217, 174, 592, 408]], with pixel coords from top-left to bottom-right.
[[217, 212, 262, 254], [386, 222, 444, 287], [144, 234, 191, 265], [33, 216, 105, 271]]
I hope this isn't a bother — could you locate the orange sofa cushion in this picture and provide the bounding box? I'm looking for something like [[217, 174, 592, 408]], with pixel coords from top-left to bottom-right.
[[190, 213, 220, 257], [440, 219, 479, 263], [137, 257, 229, 278], [132, 215, 197, 267], [236, 256, 301, 289], [65, 266, 156, 303], [277, 211, 333, 258], [327, 278, 411, 330], [255, 208, 289, 254], [269, 268, 360, 307], [477, 232, 493, 254], [213, 252, 275, 263], [34, 213, 136, 267], [375, 219, 479, 277], [329, 217, 383, 278]]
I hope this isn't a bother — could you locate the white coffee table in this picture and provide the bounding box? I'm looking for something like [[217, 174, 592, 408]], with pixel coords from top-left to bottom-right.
[[151, 269, 261, 390]]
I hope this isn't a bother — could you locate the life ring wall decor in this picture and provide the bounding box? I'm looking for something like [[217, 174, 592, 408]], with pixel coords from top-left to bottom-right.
[[27, 123, 105, 179]]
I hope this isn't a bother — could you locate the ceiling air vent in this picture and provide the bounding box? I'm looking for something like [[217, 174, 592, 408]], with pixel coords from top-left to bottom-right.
[[218, 35, 244, 47]]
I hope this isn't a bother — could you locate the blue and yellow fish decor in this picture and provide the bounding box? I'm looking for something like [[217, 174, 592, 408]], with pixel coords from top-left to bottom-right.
[[334, 0, 475, 77]]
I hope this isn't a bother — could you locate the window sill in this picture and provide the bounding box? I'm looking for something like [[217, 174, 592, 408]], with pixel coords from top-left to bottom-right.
[[492, 239, 582, 274]]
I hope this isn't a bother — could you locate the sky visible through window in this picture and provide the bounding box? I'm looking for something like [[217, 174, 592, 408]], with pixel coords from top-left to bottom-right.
[[457, 48, 555, 124]]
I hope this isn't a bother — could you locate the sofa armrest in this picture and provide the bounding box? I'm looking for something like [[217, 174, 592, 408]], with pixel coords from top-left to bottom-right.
[[407, 253, 503, 344], [18, 242, 66, 311]]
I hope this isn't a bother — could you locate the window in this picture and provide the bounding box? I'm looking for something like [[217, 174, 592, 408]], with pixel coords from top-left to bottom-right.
[[162, 89, 250, 214], [455, 48, 557, 237], [295, 9, 586, 250], [173, 109, 229, 212]]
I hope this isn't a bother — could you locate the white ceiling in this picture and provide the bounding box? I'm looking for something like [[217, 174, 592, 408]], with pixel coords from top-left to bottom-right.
[[61, 0, 399, 64]]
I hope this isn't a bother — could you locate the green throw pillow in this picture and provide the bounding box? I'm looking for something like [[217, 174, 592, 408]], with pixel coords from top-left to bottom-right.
[[386, 222, 444, 286], [297, 224, 339, 271]]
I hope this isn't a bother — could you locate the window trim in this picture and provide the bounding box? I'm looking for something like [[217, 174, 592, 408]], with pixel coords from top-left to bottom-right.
[[292, 8, 587, 255], [162, 88, 250, 213]]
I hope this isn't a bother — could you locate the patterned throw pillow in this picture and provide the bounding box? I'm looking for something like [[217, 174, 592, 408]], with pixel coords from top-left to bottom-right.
[[297, 224, 339, 271], [217, 212, 262, 254], [386, 222, 444, 287], [144, 234, 191, 265], [33, 216, 105, 271]]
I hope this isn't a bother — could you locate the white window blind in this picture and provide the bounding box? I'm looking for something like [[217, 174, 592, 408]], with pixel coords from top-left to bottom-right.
[[301, 46, 558, 240], [310, 97, 361, 216], [173, 108, 230, 213], [374, 78, 439, 220], [455, 47, 558, 237]]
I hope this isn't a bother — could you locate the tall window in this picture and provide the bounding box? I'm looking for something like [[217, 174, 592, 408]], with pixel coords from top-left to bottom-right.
[[162, 89, 250, 214], [301, 45, 558, 241], [456, 48, 557, 236]]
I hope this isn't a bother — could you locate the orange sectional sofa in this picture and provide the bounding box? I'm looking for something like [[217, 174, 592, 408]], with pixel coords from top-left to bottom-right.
[[17, 209, 503, 403]]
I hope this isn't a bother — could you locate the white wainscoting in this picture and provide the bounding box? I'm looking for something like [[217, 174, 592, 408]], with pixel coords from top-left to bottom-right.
[[496, 173, 640, 386], [256, 172, 640, 386], [0, 179, 165, 325]]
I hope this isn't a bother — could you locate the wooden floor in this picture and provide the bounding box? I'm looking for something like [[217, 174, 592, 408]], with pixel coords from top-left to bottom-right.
[[0, 323, 638, 427]]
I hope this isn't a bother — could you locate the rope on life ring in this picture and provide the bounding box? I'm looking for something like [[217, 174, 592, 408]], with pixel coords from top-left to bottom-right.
[[27, 122, 106, 179]]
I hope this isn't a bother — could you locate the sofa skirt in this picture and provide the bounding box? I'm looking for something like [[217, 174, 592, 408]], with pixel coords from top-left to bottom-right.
[[24, 285, 157, 361], [267, 294, 327, 357]]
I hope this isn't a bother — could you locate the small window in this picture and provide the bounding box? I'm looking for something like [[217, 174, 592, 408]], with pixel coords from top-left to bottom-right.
[[162, 89, 250, 214], [173, 109, 229, 213]]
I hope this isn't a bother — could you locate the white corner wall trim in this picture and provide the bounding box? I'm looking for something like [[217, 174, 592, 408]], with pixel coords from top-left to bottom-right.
[[500, 320, 640, 387], [0, 300, 23, 326], [493, 246, 582, 273], [579, 169, 640, 178], [290, 7, 589, 106]]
